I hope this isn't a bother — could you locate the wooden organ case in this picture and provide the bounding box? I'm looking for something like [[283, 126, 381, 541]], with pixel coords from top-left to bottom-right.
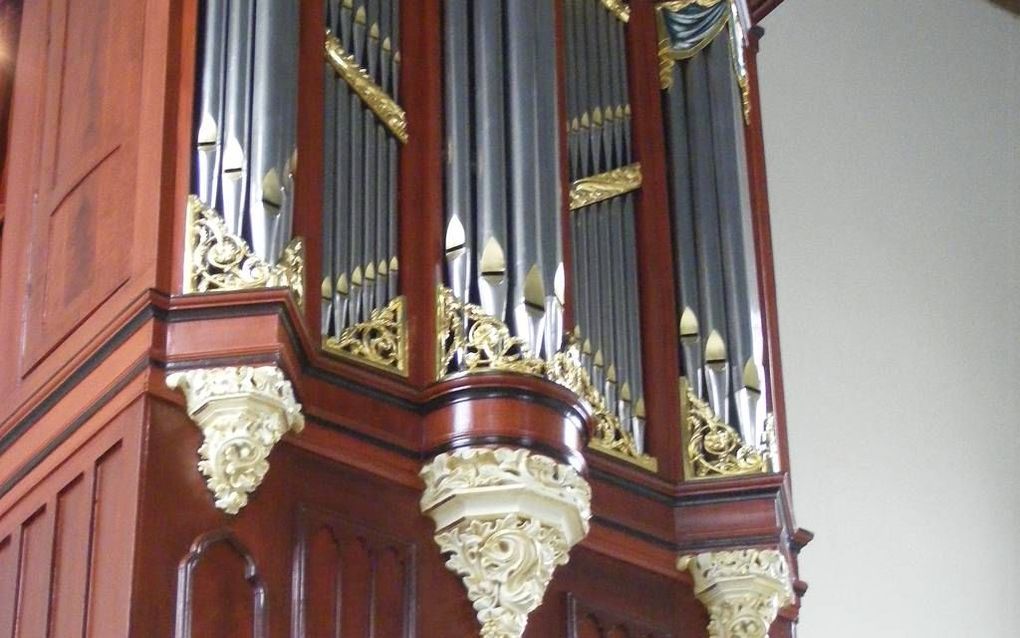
[[0, 0, 812, 637]]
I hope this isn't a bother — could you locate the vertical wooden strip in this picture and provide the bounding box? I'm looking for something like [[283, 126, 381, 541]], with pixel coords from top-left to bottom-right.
[[399, 0, 442, 386], [47, 473, 93, 638], [187, 540, 258, 638], [0, 533, 20, 637], [295, 0, 327, 335], [84, 443, 133, 637], [340, 538, 373, 636], [742, 29, 792, 474], [371, 547, 405, 637], [302, 526, 342, 638], [624, 1, 682, 480], [13, 506, 54, 638]]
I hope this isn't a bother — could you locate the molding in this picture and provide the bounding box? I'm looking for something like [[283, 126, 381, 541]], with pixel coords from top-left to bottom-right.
[[166, 365, 305, 515], [569, 163, 643, 211], [323, 295, 408, 376], [324, 31, 408, 143], [437, 287, 657, 472], [678, 549, 794, 638], [681, 379, 774, 479], [420, 448, 592, 638], [183, 196, 305, 307]]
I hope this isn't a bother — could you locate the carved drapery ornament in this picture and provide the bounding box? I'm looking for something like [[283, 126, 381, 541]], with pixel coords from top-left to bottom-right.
[[183, 196, 305, 307], [324, 295, 408, 375], [166, 365, 304, 515], [420, 448, 592, 638], [436, 287, 657, 471], [678, 549, 794, 638], [681, 379, 775, 479]]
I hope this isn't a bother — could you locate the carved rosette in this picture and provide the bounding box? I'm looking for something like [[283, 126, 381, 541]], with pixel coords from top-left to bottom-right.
[[678, 549, 794, 638], [420, 448, 592, 638], [166, 365, 305, 515], [184, 196, 305, 307]]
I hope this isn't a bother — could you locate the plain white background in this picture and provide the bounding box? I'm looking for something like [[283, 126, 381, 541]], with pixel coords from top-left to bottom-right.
[[757, 1, 1019, 635]]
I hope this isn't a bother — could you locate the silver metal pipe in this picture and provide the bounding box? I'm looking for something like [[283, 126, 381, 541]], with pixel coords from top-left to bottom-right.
[[347, 5, 368, 325], [333, 0, 355, 333], [322, 49, 337, 337], [361, 5, 381, 318], [622, 193, 645, 443], [277, 0, 300, 261], [444, 0, 473, 306], [473, 0, 510, 320], [220, 0, 255, 238], [249, 0, 285, 263], [195, 0, 227, 208]]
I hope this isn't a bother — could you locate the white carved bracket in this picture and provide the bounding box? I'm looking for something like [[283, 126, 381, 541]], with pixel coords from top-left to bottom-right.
[[166, 365, 304, 515], [420, 448, 592, 638], [678, 549, 795, 638]]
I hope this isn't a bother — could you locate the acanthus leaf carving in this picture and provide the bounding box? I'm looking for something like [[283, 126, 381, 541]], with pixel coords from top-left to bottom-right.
[[166, 365, 304, 515]]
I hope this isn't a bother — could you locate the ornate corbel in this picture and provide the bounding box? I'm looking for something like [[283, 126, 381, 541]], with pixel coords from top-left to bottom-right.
[[166, 365, 304, 515], [420, 448, 592, 638], [677, 549, 794, 638]]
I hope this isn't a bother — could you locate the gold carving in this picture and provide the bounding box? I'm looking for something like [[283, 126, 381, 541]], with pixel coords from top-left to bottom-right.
[[681, 378, 772, 479], [436, 287, 658, 472], [678, 549, 794, 638], [601, 0, 631, 23], [569, 163, 643, 211], [183, 196, 305, 307], [420, 448, 592, 638], [436, 286, 546, 378], [324, 296, 408, 376], [325, 31, 408, 143], [166, 365, 305, 515]]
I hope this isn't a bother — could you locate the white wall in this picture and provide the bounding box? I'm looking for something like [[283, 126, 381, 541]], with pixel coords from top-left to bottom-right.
[[756, 1, 1019, 636]]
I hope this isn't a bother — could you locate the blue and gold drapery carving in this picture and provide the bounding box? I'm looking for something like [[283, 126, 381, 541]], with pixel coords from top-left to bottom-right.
[[656, 0, 751, 121]]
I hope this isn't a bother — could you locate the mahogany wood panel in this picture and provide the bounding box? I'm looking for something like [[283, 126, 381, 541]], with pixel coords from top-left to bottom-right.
[[0, 399, 142, 638], [568, 594, 673, 638]]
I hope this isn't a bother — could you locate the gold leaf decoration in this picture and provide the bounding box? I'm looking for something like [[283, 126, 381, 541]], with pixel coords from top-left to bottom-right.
[[569, 163, 643, 211], [183, 195, 304, 308], [680, 379, 772, 478], [324, 296, 408, 376], [324, 31, 408, 143]]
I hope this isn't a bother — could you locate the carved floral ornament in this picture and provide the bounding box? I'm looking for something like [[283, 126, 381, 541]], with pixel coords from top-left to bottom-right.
[[677, 549, 794, 638], [166, 365, 305, 515], [420, 447, 592, 638]]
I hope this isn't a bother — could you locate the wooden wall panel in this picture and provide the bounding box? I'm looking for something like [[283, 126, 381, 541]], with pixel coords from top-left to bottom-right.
[[20, 0, 145, 371], [295, 506, 415, 638], [568, 594, 673, 638], [0, 401, 141, 638]]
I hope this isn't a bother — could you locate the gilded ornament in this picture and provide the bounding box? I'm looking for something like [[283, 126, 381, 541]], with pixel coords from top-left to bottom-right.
[[569, 163, 643, 211], [324, 31, 408, 143], [183, 196, 305, 307], [678, 549, 794, 638], [166, 365, 305, 515], [324, 295, 408, 376], [601, 0, 631, 23], [420, 448, 592, 638], [436, 287, 658, 472], [681, 378, 772, 478]]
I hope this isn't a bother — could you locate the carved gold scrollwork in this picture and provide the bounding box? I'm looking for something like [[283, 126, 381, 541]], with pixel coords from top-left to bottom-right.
[[678, 549, 795, 638], [601, 0, 631, 23], [436, 287, 658, 472], [324, 31, 408, 143], [569, 163, 643, 211], [420, 448, 592, 638], [680, 379, 773, 479], [183, 196, 305, 307], [166, 365, 305, 515], [324, 295, 408, 376]]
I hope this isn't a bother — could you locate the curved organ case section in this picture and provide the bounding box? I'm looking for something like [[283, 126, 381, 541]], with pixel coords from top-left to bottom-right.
[[420, 448, 592, 638], [185, 0, 304, 301], [657, 0, 777, 478], [166, 365, 305, 515], [321, 0, 408, 375]]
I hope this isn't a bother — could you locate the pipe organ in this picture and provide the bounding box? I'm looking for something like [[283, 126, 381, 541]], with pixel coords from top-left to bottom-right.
[[0, 1, 810, 637]]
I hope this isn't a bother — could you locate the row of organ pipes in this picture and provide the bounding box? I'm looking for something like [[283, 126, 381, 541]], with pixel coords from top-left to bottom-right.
[[321, 0, 403, 339], [192, 0, 300, 265], [187, 0, 770, 462]]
